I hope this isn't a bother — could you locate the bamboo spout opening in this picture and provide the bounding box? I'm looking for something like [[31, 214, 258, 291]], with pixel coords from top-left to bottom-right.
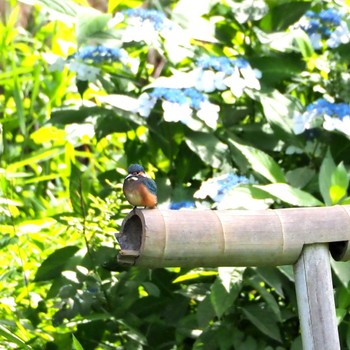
[[116, 213, 143, 265], [329, 241, 349, 261]]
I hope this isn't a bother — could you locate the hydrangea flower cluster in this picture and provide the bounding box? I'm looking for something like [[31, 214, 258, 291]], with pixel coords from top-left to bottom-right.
[[194, 173, 255, 203], [192, 56, 262, 97], [49, 45, 128, 82], [70, 45, 128, 64], [169, 201, 196, 210], [296, 9, 350, 49], [293, 99, 350, 137], [124, 9, 168, 31], [121, 8, 176, 44], [135, 87, 220, 128]]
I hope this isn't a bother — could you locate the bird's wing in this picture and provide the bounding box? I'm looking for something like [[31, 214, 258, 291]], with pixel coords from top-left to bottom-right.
[[143, 177, 157, 195]]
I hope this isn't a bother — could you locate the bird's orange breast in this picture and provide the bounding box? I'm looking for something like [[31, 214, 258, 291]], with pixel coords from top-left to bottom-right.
[[123, 179, 157, 208]]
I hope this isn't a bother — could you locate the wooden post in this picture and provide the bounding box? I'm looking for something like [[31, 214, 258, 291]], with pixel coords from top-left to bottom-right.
[[294, 244, 340, 350]]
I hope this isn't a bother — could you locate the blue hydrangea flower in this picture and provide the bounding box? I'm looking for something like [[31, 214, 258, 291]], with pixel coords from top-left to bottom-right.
[[169, 201, 196, 210], [49, 46, 128, 82], [149, 88, 207, 109], [182, 88, 206, 109], [135, 87, 220, 128], [150, 88, 188, 105], [318, 9, 342, 26], [71, 45, 128, 64], [296, 9, 350, 49], [197, 56, 235, 75], [193, 56, 261, 96], [194, 173, 255, 203], [293, 99, 350, 137], [121, 8, 177, 44], [124, 9, 168, 31]]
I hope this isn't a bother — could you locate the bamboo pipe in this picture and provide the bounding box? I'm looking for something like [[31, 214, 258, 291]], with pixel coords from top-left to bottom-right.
[[116, 205, 350, 267]]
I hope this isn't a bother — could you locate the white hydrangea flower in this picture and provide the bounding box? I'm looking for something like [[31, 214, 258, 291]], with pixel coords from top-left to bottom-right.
[[69, 61, 100, 82], [197, 101, 220, 128], [324, 115, 350, 136], [223, 68, 246, 98], [309, 33, 322, 50], [108, 12, 125, 28], [162, 101, 192, 124], [293, 109, 319, 134], [322, 114, 337, 131], [123, 18, 159, 44], [327, 21, 350, 48], [338, 116, 350, 136], [48, 56, 66, 72], [134, 93, 157, 117], [240, 66, 261, 90], [195, 70, 227, 93]]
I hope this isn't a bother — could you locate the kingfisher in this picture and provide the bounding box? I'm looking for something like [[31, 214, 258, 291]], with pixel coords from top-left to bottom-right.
[[123, 164, 157, 209]]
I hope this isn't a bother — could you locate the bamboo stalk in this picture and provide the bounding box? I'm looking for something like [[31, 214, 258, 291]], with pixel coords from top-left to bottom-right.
[[294, 244, 340, 350], [116, 205, 350, 267]]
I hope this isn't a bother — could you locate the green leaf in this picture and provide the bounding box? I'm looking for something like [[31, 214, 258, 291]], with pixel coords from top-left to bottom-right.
[[72, 335, 84, 350], [319, 150, 336, 205], [97, 94, 139, 112], [32, 0, 78, 17], [330, 162, 349, 204], [186, 131, 227, 168], [141, 282, 160, 297], [319, 153, 349, 205], [173, 270, 217, 283], [69, 163, 91, 217], [34, 246, 80, 282], [291, 336, 303, 350], [95, 113, 138, 139], [331, 260, 350, 288], [0, 325, 32, 350], [252, 53, 305, 86], [229, 139, 286, 183], [0, 197, 23, 207], [210, 268, 242, 318], [254, 183, 322, 206], [277, 265, 295, 282], [0, 234, 18, 249], [76, 12, 113, 46], [210, 279, 234, 318], [7, 147, 65, 172], [242, 305, 282, 342], [69, 163, 84, 217], [247, 275, 282, 322], [197, 295, 216, 328], [292, 28, 314, 59], [260, 2, 310, 31], [76, 79, 89, 98], [255, 267, 284, 297], [260, 90, 296, 135], [330, 185, 347, 205], [11, 60, 26, 136], [286, 166, 315, 189], [50, 107, 110, 125]]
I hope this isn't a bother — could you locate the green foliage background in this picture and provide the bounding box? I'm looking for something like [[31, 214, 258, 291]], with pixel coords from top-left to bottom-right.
[[1, 0, 350, 348]]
